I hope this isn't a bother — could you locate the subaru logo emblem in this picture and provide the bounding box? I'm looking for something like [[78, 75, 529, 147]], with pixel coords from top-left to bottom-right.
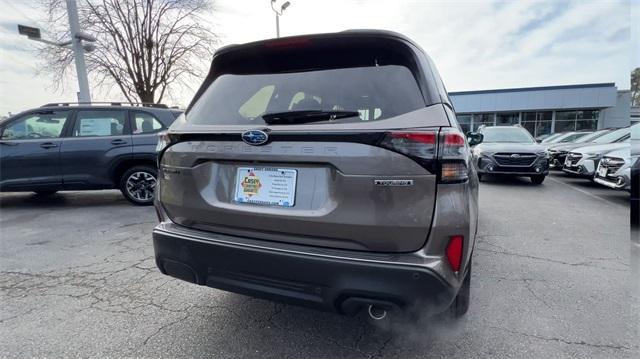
[[510, 154, 521, 158], [242, 130, 268, 146]]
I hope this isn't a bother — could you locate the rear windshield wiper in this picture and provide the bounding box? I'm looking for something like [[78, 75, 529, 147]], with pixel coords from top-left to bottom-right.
[[261, 110, 360, 125]]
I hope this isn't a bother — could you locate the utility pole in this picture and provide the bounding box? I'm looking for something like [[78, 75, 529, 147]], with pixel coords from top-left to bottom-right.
[[65, 0, 91, 102], [18, 0, 95, 103], [270, 1, 291, 38]]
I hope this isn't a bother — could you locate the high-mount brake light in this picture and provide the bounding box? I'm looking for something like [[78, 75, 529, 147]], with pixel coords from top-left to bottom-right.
[[264, 37, 312, 49]]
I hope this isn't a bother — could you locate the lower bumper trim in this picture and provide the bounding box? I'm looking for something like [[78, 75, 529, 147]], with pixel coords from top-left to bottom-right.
[[153, 227, 457, 315]]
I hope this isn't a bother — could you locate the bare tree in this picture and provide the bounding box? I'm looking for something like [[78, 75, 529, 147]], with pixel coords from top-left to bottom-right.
[[40, 0, 217, 104]]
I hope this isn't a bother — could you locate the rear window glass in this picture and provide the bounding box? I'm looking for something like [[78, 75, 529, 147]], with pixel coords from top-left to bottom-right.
[[188, 65, 424, 125]]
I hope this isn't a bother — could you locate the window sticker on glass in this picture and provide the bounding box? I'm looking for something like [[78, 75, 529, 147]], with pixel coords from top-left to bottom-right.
[[79, 118, 113, 136]]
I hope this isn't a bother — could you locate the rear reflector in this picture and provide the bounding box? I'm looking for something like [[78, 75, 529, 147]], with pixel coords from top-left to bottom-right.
[[446, 235, 464, 272]]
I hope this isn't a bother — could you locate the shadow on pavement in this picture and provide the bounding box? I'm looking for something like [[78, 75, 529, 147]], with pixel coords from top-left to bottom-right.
[[479, 175, 538, 186], [0, 190, 129, 209]]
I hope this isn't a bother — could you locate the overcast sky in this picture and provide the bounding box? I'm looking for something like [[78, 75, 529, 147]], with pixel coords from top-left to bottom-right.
[[0, 0, 637, 115]]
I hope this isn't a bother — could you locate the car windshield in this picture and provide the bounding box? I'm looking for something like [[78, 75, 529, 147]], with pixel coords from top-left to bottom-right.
[[574, 130, 607, 143], [630, 123, 640, 139], [481, 127, 535, 143], [592, 127, 630, 144], [541, 133, 563, 143], [545, 132, 578, 143]]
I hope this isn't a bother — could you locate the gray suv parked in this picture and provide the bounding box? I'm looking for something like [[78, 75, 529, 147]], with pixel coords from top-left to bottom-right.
[[470, 125, 549, 184], [153, 31, 481, 320], [0, 103, 180, 205]]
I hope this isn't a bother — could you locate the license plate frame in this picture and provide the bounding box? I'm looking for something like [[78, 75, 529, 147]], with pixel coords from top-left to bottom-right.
[[597, 166, 608, 178], [234, 167, 297, 207]]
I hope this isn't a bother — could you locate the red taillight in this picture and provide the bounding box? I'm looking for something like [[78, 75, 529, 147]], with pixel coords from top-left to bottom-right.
[[378, 128, 469, 183], [446, 235, 464, 272], [380, 131, 438, 160], [389, 132, 436, 144], [444, 132, 466, 146]]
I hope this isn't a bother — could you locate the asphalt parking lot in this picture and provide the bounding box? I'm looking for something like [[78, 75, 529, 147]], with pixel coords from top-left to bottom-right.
[[0, 172, 637, 358]]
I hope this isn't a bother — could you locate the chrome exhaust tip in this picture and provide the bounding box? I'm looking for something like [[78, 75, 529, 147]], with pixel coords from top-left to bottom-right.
[[368, 305, 387, 320]]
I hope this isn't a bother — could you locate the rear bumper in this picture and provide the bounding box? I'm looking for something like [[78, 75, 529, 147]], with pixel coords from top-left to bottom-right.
[[153, 223, 458, 315]]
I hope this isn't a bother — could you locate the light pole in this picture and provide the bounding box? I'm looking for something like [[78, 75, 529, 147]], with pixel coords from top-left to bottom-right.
[[270, 0, 291, 38], [17, 0, 95, 102]]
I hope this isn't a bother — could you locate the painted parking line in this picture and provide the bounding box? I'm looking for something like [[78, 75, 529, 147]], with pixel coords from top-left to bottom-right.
[[547, 175, 627, 208]]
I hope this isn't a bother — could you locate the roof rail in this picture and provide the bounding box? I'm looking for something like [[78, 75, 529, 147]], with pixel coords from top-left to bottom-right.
[[41, 102, 169, 109]]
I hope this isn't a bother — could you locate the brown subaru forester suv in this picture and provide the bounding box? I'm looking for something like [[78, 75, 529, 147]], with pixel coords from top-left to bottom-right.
[[153, 30, 481, 320]]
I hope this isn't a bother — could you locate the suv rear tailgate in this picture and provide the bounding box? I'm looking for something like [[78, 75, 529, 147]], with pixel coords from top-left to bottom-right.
[[159, 132, 438, 253]]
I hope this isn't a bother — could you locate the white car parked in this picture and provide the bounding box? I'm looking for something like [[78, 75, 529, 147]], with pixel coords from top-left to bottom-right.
[[594, 147, 632, 191], [563, 140, 629, 177]]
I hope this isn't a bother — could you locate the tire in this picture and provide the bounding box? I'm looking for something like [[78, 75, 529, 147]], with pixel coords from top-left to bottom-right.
[[477, 174, 484, 182], [530, 175, 545, 185], [119, 165, 157, 206], [33, 190, 57, 196], [449, 263, 471, 318]]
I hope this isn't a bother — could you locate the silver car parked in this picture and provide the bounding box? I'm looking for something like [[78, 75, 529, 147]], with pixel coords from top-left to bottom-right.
[[594, 147, 632, 191], [152, 30, 480, 320], [563, 125, 633, 178]]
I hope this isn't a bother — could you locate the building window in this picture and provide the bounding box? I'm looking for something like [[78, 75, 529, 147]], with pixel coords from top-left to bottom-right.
[[472, 113, 494, 130], [521, 111, 551, 137], [576, 110, 599, 131], [457, 114, 472, 133], [496, 113, 518, 125], [555, 110, 598, 132]]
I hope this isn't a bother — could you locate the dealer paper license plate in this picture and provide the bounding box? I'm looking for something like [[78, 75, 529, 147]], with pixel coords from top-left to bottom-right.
[[597, 166, 608, 178], [234, 167, 297, 207]]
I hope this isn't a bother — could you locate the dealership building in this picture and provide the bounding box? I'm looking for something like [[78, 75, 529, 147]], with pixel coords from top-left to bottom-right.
[[448, 83, 631, 137]]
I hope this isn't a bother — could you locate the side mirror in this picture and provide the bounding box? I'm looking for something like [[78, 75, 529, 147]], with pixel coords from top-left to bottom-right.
[[467, 132, 483, 146]]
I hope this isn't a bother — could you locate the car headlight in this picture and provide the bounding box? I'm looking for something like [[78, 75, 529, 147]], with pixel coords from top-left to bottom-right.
[[537, 151, 547, 156]]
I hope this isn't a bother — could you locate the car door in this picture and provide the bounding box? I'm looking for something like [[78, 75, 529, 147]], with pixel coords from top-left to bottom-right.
[[130, 110, 166, 161], [0, 109, 73, 191], [59, 109, 133, 189]]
